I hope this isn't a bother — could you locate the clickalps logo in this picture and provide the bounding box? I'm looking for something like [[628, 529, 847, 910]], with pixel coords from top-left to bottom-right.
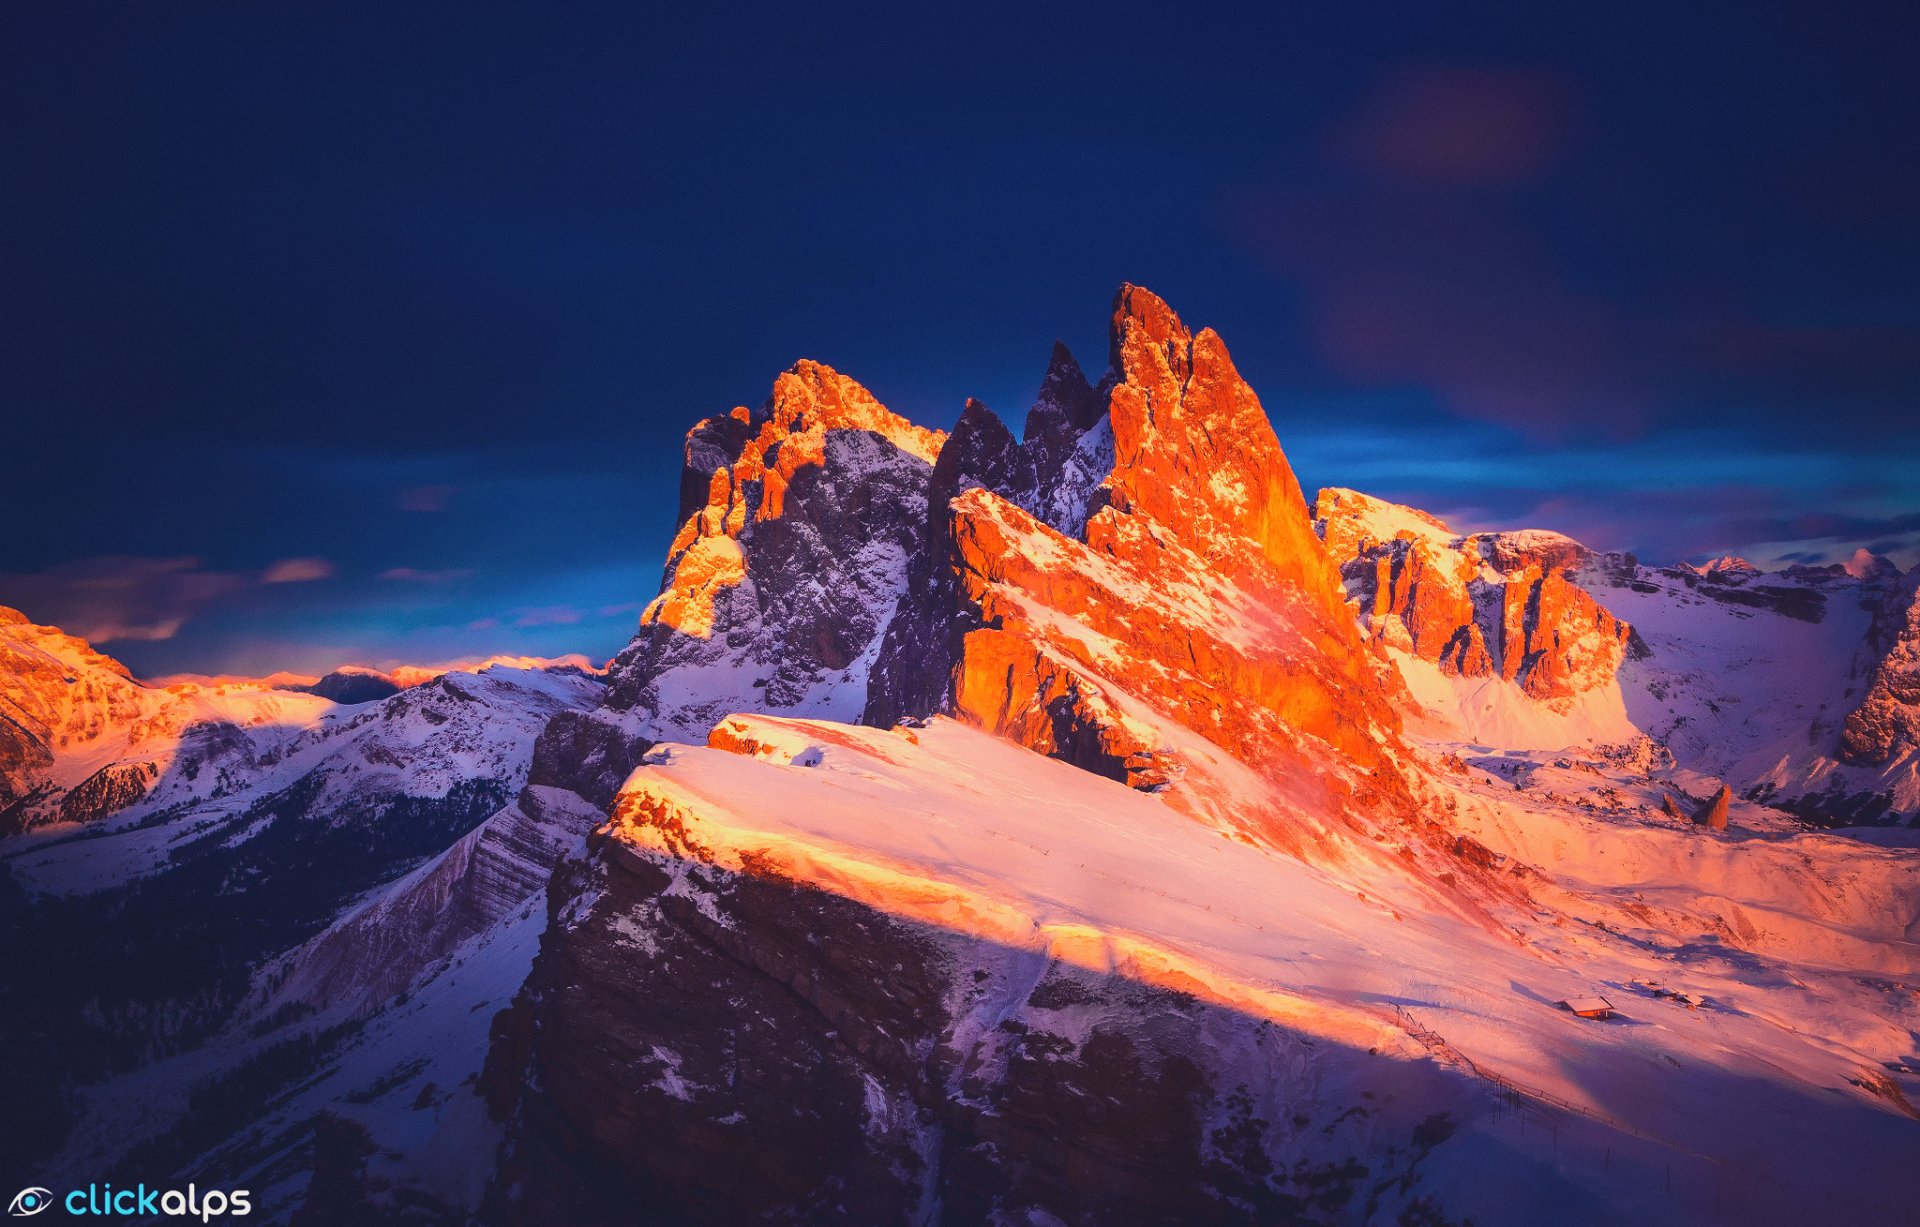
[[8, 1184, 251, 1221]]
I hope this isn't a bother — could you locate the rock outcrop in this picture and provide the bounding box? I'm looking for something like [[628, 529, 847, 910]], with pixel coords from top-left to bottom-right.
[[864, 342, 1112, 727], [601, 361, 944, 745], [871, 288, 1416, 841], [1841, 569, 1920, 767], [1696, 784, 1732, 831], [1312, 489, 1635, 707]]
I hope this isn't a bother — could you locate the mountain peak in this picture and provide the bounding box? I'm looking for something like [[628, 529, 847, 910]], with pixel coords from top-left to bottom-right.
[[1843, 547, 1898, 582], [1686, 555, 1759, 577], [1108, 283, 1193, 385], [1313, 488, 1458, 558], [1023, 341, 1100, 441], [765, 360, 945, 465], [1096, 286, 1340, 606]]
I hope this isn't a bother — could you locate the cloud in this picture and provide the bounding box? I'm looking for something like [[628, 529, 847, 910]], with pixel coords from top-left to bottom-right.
[[511, 605, 584, 628], [379, 566, 476, 583], [1230, 183, 1648, 439], [262, 556, 336, 583], [0, 556, 248, 643], [1339, 68, 1570, 187], [398, 484, 456, 512]]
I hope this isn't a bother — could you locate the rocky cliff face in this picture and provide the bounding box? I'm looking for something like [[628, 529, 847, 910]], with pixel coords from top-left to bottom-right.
[[603, 360, 943, 737], [864, 342, 1112, 725], [487, 848, 1464, 1227], [1312, 489, 1634, 707], [536, 360, 952, 811], [1842, 569, 1920, 767], [870, 288, 1416, 844]]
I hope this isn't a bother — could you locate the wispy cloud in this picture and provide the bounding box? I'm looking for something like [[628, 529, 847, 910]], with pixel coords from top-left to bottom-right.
[[0, 556, 248, 643], [261, 557, 336, 583], [379, 566, 476, 583], [1338, 67, 1570, 188], [511, 605, 584, 628], [398, 484, 456, 513]]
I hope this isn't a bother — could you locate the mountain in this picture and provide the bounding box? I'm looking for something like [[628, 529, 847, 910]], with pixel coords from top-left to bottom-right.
[[470, 288, 1916, 1225], [0, 607, 334, 836], [1313, 487, 1634, 707], [867, 289, 1417, 846], [1578, 544, 1916, 823], [487, 712, 1919, 1226], [0, 617, 604, 1183], [5, 286, 1916, 1224], [1841, 569, 1920, 771], [1306, 491, 1920, 825]]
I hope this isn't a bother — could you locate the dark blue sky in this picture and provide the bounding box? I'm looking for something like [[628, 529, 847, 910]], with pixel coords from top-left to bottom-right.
[[4, 3, 1916, 677]]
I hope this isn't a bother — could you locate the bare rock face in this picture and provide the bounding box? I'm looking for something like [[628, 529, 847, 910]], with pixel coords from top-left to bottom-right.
[[245, 784, 606, 1025], [1312, 489, 1634, 707], [1696, 784, 1732, 831], [603, 361, 945, 743], [872, 288, 1415, 838], [1841, 570, 1920, 767], [865, 345, 1112, 726]]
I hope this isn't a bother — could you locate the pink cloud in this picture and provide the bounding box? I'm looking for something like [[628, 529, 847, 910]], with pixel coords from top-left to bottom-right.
[[0, 556, 248, 643], [398, 484, 456, 513], [511, 605, 584, 628], [262, 557, 337, 584], [379, 566, 476, 583], [1339, 67, 1569, 187]]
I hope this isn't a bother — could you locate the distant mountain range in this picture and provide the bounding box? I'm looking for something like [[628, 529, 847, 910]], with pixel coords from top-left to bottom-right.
[[3, 287, 1915, 1225]]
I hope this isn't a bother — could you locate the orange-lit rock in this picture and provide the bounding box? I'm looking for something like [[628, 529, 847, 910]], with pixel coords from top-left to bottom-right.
[[1314, 487, 1633, 707], [872, 287, 1419, 841], [1842, 570, 1920, 767], [607, 361, 945, 740], [1696, 784, 1732, 830]]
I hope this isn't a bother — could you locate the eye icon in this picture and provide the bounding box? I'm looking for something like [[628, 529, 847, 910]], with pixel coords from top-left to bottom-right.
[[6, 1189, 51, 1217]]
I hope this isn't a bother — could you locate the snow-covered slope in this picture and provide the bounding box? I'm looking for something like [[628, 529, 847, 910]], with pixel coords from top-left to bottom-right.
[[1310, 490, 1919, 824], [488, 714, 1917, 1225], [0, 606, 336, 835], [0, 620, 605, 1185], [1580, 553, 1915, 822]]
